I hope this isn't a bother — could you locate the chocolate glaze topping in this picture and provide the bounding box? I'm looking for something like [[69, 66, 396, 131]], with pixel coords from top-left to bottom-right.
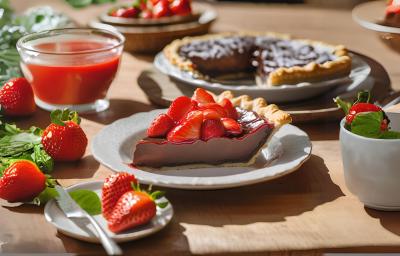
[[178, 35, 336, 78], [179, 36, 255, 60], [253, 37, 335, 76]]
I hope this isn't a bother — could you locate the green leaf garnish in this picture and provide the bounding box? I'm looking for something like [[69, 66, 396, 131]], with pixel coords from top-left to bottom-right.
[[31, 144, 54, 173], [334, 97, 352, 115], [334, 90, 372, 115], [69, 189, 102, 216], [351, 111, 383, 139], [157, 201, 168, 209], [354, 90, 371, 104]]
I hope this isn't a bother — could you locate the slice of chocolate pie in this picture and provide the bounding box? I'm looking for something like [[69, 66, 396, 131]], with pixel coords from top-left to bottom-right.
[[133, 89, 291, 168], [163, 32, 352, 86]]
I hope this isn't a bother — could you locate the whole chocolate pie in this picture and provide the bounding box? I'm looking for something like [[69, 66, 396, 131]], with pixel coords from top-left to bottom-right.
[[133, 88, 291, 168], [163, 32, 352, 86]]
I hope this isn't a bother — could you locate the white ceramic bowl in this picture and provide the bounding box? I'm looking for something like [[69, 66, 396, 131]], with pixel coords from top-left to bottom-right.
[[340, 116, 400, 211]]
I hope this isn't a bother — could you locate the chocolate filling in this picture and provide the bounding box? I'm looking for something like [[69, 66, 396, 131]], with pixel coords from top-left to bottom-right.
[[178, 35, 337, 80], [132, 108, 274, 168]]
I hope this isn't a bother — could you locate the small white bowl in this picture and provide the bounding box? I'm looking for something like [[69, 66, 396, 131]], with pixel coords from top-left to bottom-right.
[[340, 116, 400, 211]]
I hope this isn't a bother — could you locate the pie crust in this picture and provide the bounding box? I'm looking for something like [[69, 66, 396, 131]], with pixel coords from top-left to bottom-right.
[[211, 90, 292, 128], [163, 32, 352, 86]]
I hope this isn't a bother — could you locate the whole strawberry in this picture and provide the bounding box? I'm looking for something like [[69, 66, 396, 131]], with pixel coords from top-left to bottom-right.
[[42, 109, 88, 161], [0, 160, 46, 202], [102, 172, 137, 220], [0, 77, 36, 116], [107, 183, 167, 233]]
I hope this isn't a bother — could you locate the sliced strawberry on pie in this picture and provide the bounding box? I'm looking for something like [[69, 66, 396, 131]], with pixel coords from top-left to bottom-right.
[[203, 109, 224, 120], [147, 114, 175, 137], [167, 110, 203, 142], [201, 119, 225, 141], [198, 103, 227, 118], [166, 96, 197, 122], [219, 98, 238, 120], [221, 117, 243, 136], [192, 88, 215, 105]]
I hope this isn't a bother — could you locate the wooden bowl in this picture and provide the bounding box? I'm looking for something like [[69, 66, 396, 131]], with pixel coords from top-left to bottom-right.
[[88, 3, 216, 53]]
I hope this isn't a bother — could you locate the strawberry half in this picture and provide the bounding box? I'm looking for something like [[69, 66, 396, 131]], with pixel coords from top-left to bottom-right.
[[221, 117, 243, 136], [201, 119, 225, 141], [107, 183, 168, 233], [42, 109, 88, 161], [167, 96, 197, 122], [147, 114, 175, 137], [198, 103, 227, 118], [167, 110, 203, 142], [102, 172, 137, 220], [192, 88, 215, 105], [0, 77, 36, 116], [0, 160, 46, 202], [203, 109, 224, 120], [219, 98, 238, 120]]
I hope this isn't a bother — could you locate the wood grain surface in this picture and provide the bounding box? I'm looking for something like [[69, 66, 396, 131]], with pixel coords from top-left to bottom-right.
[[2, 1, 400, 255]]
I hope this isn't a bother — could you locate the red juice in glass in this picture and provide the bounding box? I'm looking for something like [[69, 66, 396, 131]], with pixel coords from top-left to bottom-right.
[[17, 28, 125, 113]]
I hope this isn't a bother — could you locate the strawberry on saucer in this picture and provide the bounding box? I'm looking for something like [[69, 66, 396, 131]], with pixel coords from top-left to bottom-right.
[[133, 89, 291, 168]]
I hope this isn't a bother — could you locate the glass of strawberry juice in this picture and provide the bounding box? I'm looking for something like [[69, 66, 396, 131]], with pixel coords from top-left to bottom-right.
[[17, 28, 125, 113]]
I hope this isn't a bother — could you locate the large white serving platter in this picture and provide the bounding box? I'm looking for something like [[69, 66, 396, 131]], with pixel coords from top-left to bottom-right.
[[153, 52, 370, 103]]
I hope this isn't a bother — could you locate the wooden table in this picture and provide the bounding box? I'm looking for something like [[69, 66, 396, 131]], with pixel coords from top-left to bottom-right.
[[2, 1, 400, 255]]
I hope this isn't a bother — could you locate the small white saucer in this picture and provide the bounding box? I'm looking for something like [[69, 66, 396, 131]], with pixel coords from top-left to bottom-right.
[[44, 181, 174, 243]]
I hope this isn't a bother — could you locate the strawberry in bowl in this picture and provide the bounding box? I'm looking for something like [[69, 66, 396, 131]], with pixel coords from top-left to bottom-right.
[[133, 88, 291, 168], [335, 91, 399, 139]]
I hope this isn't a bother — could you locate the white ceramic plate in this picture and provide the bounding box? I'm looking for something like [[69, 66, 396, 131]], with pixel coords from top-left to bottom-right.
[[91, 110, 312, 190], [153, 52, 370, 103], [44, 181, 174, 243], [352, 1, 400, 34]]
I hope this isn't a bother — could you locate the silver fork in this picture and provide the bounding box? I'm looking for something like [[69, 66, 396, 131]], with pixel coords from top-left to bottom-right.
[[55, 186, 122, 256]]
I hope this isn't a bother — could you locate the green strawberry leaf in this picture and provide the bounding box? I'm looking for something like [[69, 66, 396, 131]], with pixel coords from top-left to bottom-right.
[[150, 190, 165, 200], [50, 109, 81, 126], [354, 90, 371, 104], [350, 111, 383, 139], [334, 90, 372, 115], [334, 97, 352, 115], [157, 201, 168, 209], [69, 189, 102, 216]]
